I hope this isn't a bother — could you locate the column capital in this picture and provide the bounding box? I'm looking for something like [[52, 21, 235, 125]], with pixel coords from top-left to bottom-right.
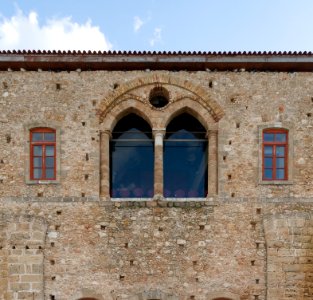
[[206, 129, 218, 138], [152, 128, 166, 138], [100, 129, 112, 138]]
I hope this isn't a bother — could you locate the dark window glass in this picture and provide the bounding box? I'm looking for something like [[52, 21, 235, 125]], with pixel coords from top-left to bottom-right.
[[46, 146, 55, 156], [264, 158, 273, 168], [110, 114, 154, 198], [264, 169, 273, 179], [45, 169, 55, 179], [30, 128, 56, 180], [33, 146, 42, 156], [276, 146, 285, 156], [44, 133, 55, 141], [276, 158, 285, 168], [46, 157, 54, 168], [276, 133, 286, 142], [263, 129, 288, 181], [264, 133, 274, 142], [33, 157, 42, 168], [164, 114, 207, 198], [264, 146, 273, 156], [32, 133, 43, 141], [276, 169, 285, 179], [33, 169, 42, 179]]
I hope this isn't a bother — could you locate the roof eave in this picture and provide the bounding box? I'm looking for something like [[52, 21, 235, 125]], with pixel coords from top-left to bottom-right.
[[1, 53, 313, 71]]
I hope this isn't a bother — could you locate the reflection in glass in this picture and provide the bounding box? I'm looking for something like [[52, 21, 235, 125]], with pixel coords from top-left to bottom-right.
[[264, 158, 273, 168], [276, 169, 285, 179], [44, 133, 55, 141], [276, 133, 286, 142], [46, 157, 54, 168], [110, 114, 154, 198], [276, 158, 285, 168], [264, 133, 274, 142], [32, 133, 43, 141], [276, 146, 285, 156], [164, 114, 207, 198], [264, 169, 273, 179], [33, 169, 42, 179], [45, 169, 55, 179], [46, 146, 55, 156], [33, 157, 42, 168], [264, 146, 273, 155], [33, 146, 42, 156]]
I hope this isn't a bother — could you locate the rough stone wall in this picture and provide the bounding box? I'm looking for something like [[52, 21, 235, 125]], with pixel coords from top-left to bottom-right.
[[264, 212, 313, 300], [0, 213, 46, 300], [1, 70, 313, 299], [1, 71, 313, 198], [0, 199, 265, 300]]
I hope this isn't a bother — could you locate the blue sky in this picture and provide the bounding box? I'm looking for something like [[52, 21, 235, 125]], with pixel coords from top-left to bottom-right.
[[0, 0, 313, 51]]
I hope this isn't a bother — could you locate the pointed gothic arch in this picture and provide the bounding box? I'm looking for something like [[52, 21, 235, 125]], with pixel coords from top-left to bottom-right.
[[101, 99, 155, 132], [99, 74, 223, 199], [98, 73, 224, 125]]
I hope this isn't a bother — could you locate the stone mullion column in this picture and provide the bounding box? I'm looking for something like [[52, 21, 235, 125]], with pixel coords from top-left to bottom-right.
[[207, 130, 218, 197], [153, 129, 165, 199], [100, 130, 111, 199]]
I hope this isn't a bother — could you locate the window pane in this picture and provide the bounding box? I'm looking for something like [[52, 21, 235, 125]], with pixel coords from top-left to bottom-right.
[[46, 146, 55, 156], [33, 157, 42, 168], [45, 169, 55, 179], [264, 158, 273, 168], [276, 169, 285, 179], [33, 169, 42, 179], [110, 141, 154, 198], [33, 146, 42, 156], [32, 133, 43, 141], [276, 133, 286, 142], [46, 157, 54, 168], [264, 146, 273, 155], [276, 158, 285, 168], [264, 133, 274, 142], [44, 133, 55, 141], [264, 169, 273, 179], [164, 141, 207, 198], [276, 146, 285, 156]]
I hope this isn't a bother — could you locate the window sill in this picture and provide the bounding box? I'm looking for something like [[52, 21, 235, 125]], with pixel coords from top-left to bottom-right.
[[26, 180, 60, 185], [109, 199, 215, 209], [259, 180, 293, 185], [111, 197, 209, 202]]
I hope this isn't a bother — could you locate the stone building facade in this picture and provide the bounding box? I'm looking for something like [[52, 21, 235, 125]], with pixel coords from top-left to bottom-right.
[[1, 51, 313, 300]]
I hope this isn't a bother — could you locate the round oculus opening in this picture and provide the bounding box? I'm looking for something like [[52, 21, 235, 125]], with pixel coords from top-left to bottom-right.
[[149, 86, 169, 108]]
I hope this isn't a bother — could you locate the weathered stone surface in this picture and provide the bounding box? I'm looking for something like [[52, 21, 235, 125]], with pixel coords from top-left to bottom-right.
[[1, 69, 313, 299]]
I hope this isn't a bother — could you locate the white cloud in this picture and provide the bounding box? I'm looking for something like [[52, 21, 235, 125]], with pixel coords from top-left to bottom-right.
[[0, 9, 112, 51], [149, 27, 162, 47], [133, 16, 144, 33]]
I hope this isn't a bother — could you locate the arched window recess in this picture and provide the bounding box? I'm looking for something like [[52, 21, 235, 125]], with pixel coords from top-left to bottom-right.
[[164, 114, 208, 198], [110, 114, 154, 198], [100, 112, 219, 200]]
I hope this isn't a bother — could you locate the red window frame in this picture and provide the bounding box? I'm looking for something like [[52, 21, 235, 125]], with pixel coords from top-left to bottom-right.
[[262, 128, 288, 181], [30, 127, 56, 180]]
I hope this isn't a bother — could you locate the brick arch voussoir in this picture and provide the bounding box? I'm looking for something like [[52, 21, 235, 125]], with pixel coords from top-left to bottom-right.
[[101, 99, 155, 132], [98, 74, 224, 123], [72, 288, 105, 300], [162, 98, 214, 131], [207, 291, 240, 300]]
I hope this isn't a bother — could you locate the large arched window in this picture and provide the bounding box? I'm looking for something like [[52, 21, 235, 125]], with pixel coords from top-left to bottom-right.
[[164, 113, 208, 198], [110, 114, 154, 198]]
